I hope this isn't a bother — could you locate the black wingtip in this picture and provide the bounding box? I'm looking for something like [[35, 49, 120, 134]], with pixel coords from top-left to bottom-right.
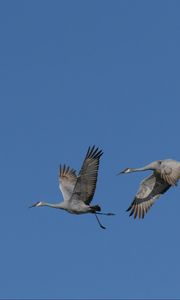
[[86, 145, 103, 159], [126, 205, 132, 212]]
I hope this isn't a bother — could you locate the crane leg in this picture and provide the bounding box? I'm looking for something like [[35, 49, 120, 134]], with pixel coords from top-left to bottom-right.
[[94, 213, 106, 230], [95, 212, 115, 216]]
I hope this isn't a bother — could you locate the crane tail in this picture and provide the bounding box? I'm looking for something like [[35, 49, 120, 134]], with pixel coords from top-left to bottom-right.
[[90, 205, 101, 212]]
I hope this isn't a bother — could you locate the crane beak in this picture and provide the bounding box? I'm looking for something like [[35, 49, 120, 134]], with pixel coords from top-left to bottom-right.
[[29, 202, 38, 208], [117, 169, 126, 175], [117, 171, 124, 175]]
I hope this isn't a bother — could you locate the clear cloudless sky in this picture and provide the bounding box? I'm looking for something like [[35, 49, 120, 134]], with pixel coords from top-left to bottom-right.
[[0, 0, 180, 299]]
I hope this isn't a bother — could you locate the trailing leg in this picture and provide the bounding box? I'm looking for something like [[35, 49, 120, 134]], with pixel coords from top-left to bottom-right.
[[94, 213, 106, 230]]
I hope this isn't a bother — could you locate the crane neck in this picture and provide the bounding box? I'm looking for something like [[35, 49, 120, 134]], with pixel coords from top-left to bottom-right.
[[129, 164, 155, 172], [40, 202, 64, 209], [132, 167, 153, 172]]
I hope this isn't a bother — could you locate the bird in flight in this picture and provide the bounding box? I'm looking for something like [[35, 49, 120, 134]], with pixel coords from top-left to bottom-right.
[[118, 159, 180, 219], [30, 145, 114, 229]]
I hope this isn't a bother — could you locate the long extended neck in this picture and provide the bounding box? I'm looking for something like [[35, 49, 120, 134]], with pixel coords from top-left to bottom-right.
[[130, 167, 152, 172], [130, 163, 155, 172], [41, 202, 64, 209]]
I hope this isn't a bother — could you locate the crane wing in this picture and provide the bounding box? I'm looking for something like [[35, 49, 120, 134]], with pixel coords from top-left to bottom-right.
[[70, 146, 103, 204], [59, 165, 77, 202], [126, 173, 171, 219], [160, 160, 180, 186]]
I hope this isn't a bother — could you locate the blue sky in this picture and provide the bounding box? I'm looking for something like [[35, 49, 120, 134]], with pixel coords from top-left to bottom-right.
[[0, 0, 180, 298]]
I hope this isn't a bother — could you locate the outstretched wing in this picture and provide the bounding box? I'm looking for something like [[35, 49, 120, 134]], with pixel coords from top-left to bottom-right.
[[126, 173, 171, 219], [160, 160, 180, 186], [70, 146, 103, 204], [59, 165, 77, 202]]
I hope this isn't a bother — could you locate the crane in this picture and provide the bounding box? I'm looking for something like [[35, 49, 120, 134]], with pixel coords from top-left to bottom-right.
[[30, 145, 114, 229], [118, 159, 180, 219]]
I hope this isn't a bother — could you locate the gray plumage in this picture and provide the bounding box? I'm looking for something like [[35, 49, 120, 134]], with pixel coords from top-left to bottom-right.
[[30, 146, 114, 229], [118, 159, 180, 219]]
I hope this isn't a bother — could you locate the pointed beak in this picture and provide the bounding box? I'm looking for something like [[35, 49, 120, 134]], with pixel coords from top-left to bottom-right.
[[117, 167, 130, 175], [116, 170, 125, 175], [29, 203, 37, 208]]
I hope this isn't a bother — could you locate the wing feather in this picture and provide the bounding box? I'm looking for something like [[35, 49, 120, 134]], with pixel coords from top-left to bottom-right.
[[70, 146, 103, 204], [126, 173, 171, 219], [59, 164, 77, 202], [160, 160, 180, 186]]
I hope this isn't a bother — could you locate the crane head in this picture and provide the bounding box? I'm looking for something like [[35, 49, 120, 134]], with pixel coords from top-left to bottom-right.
[[117, 168, 132, 175], [29, 201, 43, 208]]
